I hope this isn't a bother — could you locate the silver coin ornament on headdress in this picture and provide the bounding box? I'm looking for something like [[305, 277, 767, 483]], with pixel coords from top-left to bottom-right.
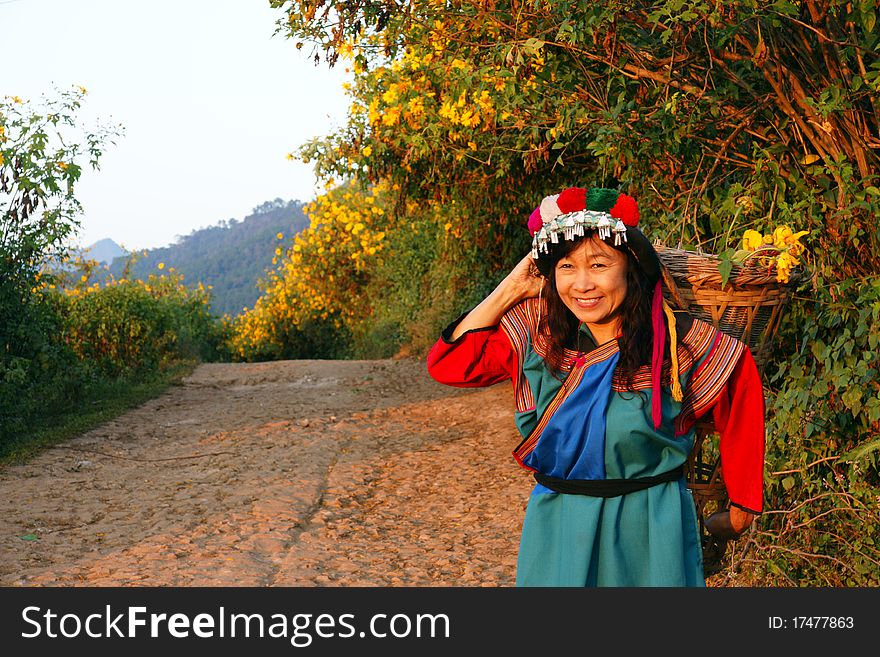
[[530, 210, 628, 260]]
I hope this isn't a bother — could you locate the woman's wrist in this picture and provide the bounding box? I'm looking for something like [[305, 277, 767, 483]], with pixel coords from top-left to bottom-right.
[[449, 281, 522, 341], [493, 276, 530, 310]]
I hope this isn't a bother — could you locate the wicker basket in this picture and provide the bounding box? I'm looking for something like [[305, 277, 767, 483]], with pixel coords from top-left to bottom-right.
[[655, 245, 807, 574], [655, 245, 807, 371]]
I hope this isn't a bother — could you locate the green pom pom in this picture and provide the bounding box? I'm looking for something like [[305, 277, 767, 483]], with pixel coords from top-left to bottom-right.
[[585, 188, 620, 213]]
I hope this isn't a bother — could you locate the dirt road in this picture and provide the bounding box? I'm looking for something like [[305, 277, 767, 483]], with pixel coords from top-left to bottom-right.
[[0, 359, 532, 587]]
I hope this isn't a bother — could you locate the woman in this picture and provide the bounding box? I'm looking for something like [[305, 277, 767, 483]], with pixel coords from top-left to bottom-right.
[[426, 187, 765, 586]]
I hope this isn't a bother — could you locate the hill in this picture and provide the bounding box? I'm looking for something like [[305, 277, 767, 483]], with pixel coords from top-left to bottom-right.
[[82, 238, 127, 265], [102, 199, 310, 317]]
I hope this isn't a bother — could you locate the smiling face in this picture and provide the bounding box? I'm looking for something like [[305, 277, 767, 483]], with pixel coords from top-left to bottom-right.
[[553, 235, 629, 345]]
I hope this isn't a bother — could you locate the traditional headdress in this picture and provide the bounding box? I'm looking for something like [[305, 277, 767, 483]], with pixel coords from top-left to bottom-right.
[[527, 187, 682, 429]]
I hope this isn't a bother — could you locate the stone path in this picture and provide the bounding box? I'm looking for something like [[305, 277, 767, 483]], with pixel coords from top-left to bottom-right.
[[0, 359, 532, 586]]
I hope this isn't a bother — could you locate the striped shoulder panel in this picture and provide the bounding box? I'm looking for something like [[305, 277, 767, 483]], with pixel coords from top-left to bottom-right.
[[500, 298, 540, 412], [676, 322, 746, 432], [680, 316, 719, 362]]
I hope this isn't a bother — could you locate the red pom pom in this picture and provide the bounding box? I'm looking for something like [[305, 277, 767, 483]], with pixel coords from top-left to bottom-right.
[[556, 187, 586, 214], [609, 193, 639, 227]]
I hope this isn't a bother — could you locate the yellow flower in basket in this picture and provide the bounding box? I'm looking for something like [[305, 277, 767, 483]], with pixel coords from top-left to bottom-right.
[[734, 225, 809, 284], [775, 251, 798, 283], [741, 229, 763, 250], [772, 226, 793, 248]]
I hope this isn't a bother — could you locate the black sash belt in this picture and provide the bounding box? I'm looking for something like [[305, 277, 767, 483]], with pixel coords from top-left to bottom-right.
[[534, 465, 684, 498]]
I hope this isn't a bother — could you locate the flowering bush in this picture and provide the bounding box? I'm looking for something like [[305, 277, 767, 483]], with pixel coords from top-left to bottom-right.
[[733, 226, 810, 283], [1, 88, 121, 444], [53, 258, 221, 376], [226, 182, 388, 361]]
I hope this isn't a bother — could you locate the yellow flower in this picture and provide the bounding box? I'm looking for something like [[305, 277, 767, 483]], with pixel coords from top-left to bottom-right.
[[740, 224, 809, 282], [158, 262, 164, 270], [775, 252, 797, 283], [741, 229, 763, 251], [368, 98, 381, 125], [788, 230, 809, 244], [459, 109, 478, 127], [407, 97, 425, 118], [362, 145, 373, 157], [381, 106, 401, 125], [277, 232, 283, 239], [286, 153, 295, 161], [787, 230, 810, 256], [772, 225, 793, 248]]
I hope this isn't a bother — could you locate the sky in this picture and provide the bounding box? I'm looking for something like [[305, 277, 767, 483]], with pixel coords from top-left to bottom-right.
[[1, 0, 351, 251]]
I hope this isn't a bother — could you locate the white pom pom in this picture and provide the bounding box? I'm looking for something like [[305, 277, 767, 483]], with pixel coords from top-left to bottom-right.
[[539, 194, 561, 223]]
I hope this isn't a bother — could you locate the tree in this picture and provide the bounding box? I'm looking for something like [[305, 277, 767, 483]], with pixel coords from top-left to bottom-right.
[[1, 86, 121, 268], [1, 86, 121, 439]]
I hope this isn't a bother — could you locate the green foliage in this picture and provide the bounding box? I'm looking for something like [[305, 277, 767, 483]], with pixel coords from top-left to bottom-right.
[[272, 1, 880, 584], [0, 361, 195, 466], [749, 276, 880, 585], [0, 273, 84, 440], [1, 88, 121, 444], [362, 198, 533, 357], [1, 89, 223, 452], [57, 272, 224, 377], [1, 87, 121, 268]]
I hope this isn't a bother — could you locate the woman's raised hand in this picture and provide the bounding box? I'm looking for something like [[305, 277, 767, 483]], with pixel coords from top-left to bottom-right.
[[449, 253, 545, 340], [502, 253, 545, 302]]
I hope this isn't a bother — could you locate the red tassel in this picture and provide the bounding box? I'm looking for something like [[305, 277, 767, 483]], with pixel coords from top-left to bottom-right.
[[651, 280, 664, 430]]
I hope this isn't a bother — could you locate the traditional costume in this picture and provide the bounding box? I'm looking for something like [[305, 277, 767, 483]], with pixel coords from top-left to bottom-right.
[[426, 188, 765, 586]]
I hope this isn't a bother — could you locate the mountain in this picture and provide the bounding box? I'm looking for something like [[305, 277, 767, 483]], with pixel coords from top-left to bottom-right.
[[100, 198, 311, 318], [82, 238, 127, 265]]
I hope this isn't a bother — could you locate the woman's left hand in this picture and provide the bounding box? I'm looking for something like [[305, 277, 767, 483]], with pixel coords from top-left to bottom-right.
[[729, 506, 755, 533]]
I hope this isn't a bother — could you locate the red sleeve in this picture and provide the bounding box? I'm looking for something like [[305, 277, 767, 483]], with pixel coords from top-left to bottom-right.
[[710, 348, 766, 514], [425, 313, 516, 388]]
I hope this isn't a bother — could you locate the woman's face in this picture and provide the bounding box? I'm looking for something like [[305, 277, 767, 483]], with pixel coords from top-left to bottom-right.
[[554, 236, 629, 344]]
